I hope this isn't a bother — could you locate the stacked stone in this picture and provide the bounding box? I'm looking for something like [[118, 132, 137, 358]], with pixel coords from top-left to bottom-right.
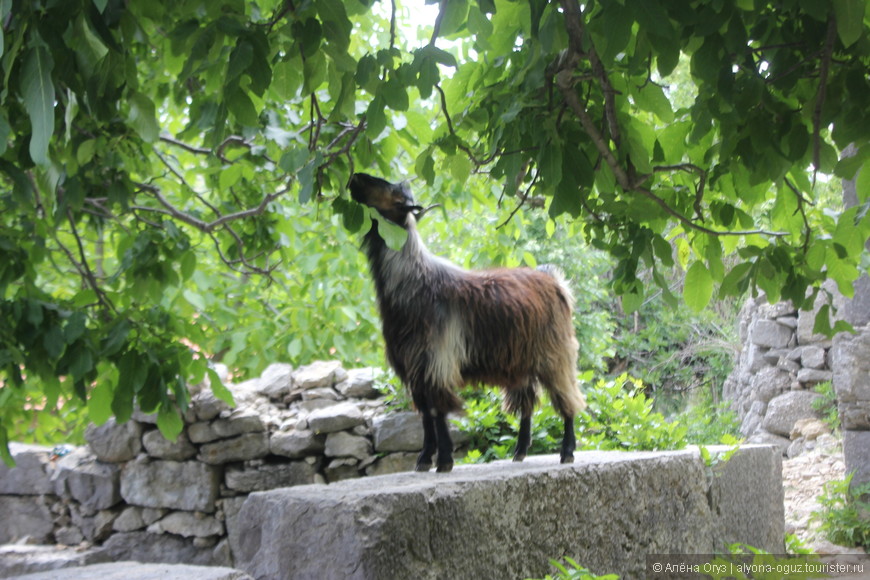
[[0, 360, 455, 573], [723, 295, 833, 456]]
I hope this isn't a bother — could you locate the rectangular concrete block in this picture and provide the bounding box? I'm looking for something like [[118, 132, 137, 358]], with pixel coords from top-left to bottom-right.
[[233, 446, 783, 580]]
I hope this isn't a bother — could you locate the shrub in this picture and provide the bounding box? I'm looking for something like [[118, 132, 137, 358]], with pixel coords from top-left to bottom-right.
[[812, 473, 870, 550]]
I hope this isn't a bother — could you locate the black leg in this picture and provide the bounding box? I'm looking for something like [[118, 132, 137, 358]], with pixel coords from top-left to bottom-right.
[[513, 415, 531, 462], [434, 412, 454, 472], [560, 416, 576, 464], [416, 405, 437, 472]]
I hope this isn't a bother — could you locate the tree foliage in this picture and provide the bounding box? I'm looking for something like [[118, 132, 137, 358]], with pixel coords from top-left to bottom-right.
[[2, 0, 870, 462]]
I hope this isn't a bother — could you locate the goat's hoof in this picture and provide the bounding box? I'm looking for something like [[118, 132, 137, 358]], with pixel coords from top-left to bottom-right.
[[415, 462, 432, 472], [436, 462, 454, 473], [560, 454, 575, 464], [512, 454, 526, 463]]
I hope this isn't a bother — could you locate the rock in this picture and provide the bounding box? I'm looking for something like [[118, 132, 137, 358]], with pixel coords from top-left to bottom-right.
[[102, 531, 231, 567], [336, 368, 382, 399], [325, 431, 373, 460], [198, 432, 269, 464], [750, 319, 794, 348], [307, 401, 365, 434], [796, 368, 833, 386], [373, 411, 425, 452], [293, 360, 348, 390], [189, 411, 265, 444], [750, 367, 792, 404], [113, 506, 168, 532], [0, 544, 112, 579], [191, 387, 233, 422], [775, 315, 798, 329], [0, 495, 55, 544], [323, 457, 361, 482], [269, 429, 326, 458], [142, 429, 197, 461], [225, 461, 321, 492], [832, 329, 870, 403], [789, 418, 830, 441], [234, 447, 784, 580], [85, 418, 143, 463], [52, 446, 122, 510], [762, 391, 823, 437], [739, 411, 762, 437], [120, 459, 220, 512], [839, 400, 870, 430], [12, 562, 253, 580], [800, 345, 827, 369], [301, 387, 342, 401], [0, 442, 55, 495], [69, 504, 118, 542], [746, 430, 791, 455], [365, 452, 419, 476], [148, 511, 225, 538], [257, 362, 294, 400]]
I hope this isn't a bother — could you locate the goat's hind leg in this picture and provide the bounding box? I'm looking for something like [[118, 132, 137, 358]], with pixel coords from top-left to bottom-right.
[[434, 412, 454, 472], [505, 384, 536, 463], [415, 405, 437, 472], [560, 415, 576, 464]]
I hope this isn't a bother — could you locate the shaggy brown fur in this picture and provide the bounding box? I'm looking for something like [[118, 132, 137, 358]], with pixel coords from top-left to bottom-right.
[[348, 173, 586, 472]]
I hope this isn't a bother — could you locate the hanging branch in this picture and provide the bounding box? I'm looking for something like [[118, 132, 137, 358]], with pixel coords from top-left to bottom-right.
[[812, 13, 837, 180]]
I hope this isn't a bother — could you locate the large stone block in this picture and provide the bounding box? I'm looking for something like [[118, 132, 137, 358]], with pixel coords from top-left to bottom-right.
[[142, 429, 197, 461], [0, 545, 112, 579], [307, 402, 365, 434], [101, 531, 231, 568], [0, 442, 55, 495], [120, 459, 220, 512], [235, 447, 783, 580], [224, 461, 320, 492], [843, 430, 870, 493], [749, 319, 794, 348], [832, 329, 870, 403], [198, 432, 269, 464]]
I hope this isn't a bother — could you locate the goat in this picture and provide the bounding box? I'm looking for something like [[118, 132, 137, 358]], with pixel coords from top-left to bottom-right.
[[348, 173, 586, 472]]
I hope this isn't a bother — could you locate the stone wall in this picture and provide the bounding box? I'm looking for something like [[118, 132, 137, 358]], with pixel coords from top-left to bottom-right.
[[0, 361, 455, 571], [723, 294, 833, 456]]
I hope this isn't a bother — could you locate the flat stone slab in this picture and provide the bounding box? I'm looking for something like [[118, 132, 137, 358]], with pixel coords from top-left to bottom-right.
[[11, 561, 252, 580], [235, 446, 783, 580]]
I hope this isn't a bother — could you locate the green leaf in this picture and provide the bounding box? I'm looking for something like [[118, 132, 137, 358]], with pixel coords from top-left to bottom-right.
[[20, 44, 55, 165], [832, 0, 866, 48], [157, 405, 184, 442], [633, 83, 674, 124], [225, 85, 259, 126], [208, 367, 235, 406], [88, 379, 114, 425], [128, 92, 160, 142], [684, 261, 713, 312], [369, 207, 408, 251]]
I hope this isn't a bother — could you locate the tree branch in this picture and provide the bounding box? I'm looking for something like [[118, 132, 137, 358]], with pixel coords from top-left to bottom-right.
[[812, 13, 837, 178]]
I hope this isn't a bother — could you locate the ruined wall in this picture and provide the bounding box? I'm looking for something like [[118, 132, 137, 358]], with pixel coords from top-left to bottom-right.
[[0, 361, 450, 569]]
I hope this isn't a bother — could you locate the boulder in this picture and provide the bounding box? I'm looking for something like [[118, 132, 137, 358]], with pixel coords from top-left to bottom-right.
[[796, 368, 832, 386], [749, 367, 791, 404], [120, 459, 220, 512], [0, 495, 55, 543], [141, 429, 197, 461], [336, 368, 382, 399], [197, 432, 269, 464], [749, 319, 793, 348], [101, 531, 231, 568], [789, 418, 830, 441], [113, 506, 168, 533], [325, 431, 373, 461], [800, 345, 827, 369], [761, 391, 823, 437], [85, 418, 143, 463], [147, 511, 224, 538], [307, 402, 365, 434], [257, 362, 294, 400], [52, 446, 122, 510], [0, 442, 55, 495], [293, 360, 348, 390], [372, 411, 424, 452], [269, 429, 326, 458]]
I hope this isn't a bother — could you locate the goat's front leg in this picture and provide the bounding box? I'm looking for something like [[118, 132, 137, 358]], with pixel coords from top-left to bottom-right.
[[513, 415, 532, 462], [416, 406, 437, 472], [434, 412, 454, 472]]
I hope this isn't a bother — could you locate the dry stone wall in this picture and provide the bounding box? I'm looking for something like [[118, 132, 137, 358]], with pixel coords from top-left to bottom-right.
[[0, 361, 459, 572], [723, 294, 832, 456]]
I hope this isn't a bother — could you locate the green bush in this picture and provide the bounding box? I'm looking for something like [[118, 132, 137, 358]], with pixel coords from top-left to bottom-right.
[[812, 473, 870, 549], [811, 381, 839, 432], [527, 558, 619, 580]]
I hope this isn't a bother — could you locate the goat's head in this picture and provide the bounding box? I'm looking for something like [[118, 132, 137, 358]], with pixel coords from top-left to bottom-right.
[[348, 173, 422, 226]]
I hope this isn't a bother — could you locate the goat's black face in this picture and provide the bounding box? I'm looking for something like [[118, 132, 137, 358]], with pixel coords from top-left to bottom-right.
[[348, 173, 421, 226]]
